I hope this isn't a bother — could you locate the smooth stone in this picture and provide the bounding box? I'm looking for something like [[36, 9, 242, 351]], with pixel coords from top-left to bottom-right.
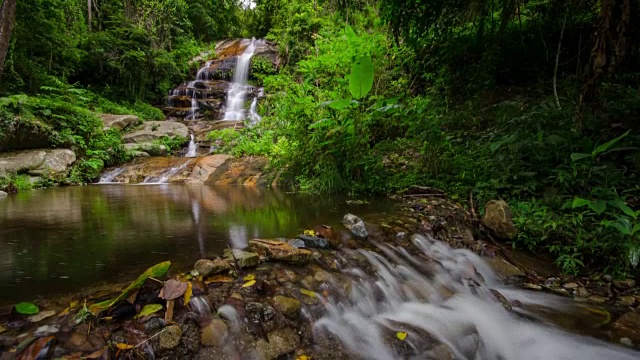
[[0, 191, 6, 197], [616, 296, 638, 307], [612, 312, 640, 345], [195, 259, 232, 277], [124, 143, 168, 156], [613, 279, 636, 290], [224, 249, 260, 268], [296, 234, 329, 249], [523, 283, 542, 291], [0, 148, 76, 176], [248, 239, 312, 264], [342, 213, 368, 238], [588, 295, 608, 304], [100, 114, 141, 131], [577, 287, 590, 297], [484, 256, 524, 278], [200, 318, 228, 347], [563, 282, 579, 289], [123, 121, 188, 144], [144, 317, 165, 333], [482, 200, 517, 239], [272, 296, 301, 318], [255, 327, 299, 360], [287, 239, 306, 248], [159, 324, 183, 350]]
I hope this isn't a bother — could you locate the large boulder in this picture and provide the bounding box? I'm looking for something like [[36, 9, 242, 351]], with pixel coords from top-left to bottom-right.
[[0, 149, 76, 177], [483, 200, 517, 239], [0, 120, 52, 152], [123, 121, 189, 144], [100, 114, 141, 131]]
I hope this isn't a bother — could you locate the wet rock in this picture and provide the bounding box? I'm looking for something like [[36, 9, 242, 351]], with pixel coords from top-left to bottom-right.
[[603, 274, 613, 282], [613, 279, 636, 290], [224, 249, 260, 268], [272, 296, 301, 318], [200, 318, 228, 347], [196, 347, 233, 360], [255, 327, 299, 360], [587, 295, 608, 304], [342, 213, 368, 238], [144, 317, 165, 333], [159, 324, 183, 350], [100, 114, 141, 131], [616, 296, 638, 307], [296, 234, 330, 249], [484, 256, 524, 278], [249, 239, 312, 264], [195, 259, 232, 277], [612, 312, 640, 345], [64, 329, 106, 352], [0, 148, 76, 177], [28, 310, 56, 323], [123, 121, 189, 144], [482, 200, 517, 239], [563, 282, 579, 289], [523, 283, 542, 291], [577, 287, 590, 297], [0, 191, 6, 197], [124, 143, 168, 156], [288, 239, 306, 248]]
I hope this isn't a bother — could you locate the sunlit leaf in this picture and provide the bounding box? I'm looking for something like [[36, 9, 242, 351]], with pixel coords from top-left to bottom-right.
[[572, 198, 590, 209], [300, 288, 315, 298], [304, 229, 317, 236], [135, 304, 163, 319], [396, 332, 407, 341], [296, 356, 311, 360], [242, 280, 256, 288], [15, 302, 39, 315], [349, 55, 374, 99], [90, 261, 171, 314], [184, 282, 193, 305], [116, 343, 134, 350], [243, 274, 255, 281]]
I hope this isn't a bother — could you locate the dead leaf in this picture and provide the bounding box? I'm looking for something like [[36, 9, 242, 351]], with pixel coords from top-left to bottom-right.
[[127, 289, 139, 305], [18, 336, 54, 360], [205, 275, 234, 284], [184, 282, 193, 306], [159, 279, 188, 301], [0, 324, 6, 334], [85, 347, 108, 359], [28, 310, 56, 323], [242, 280, 256, 288], [165, 300, 174, 323], [116, 343, 134, 350], [396, 332, 407, 341]]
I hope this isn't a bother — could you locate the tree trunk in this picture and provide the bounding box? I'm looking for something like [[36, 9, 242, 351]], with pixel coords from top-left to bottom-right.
[[87, 0, 92, 31], [0, 0, 17, 79]]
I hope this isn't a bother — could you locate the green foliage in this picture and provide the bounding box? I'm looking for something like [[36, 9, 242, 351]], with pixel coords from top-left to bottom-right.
[[15, 302, 39, 315], [154, 135, 189, 154], [251, 56, 277, 85], [0, 175, 33, 193]]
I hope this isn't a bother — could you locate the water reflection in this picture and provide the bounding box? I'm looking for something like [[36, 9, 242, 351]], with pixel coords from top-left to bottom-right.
[[0, 185, 392, 303]]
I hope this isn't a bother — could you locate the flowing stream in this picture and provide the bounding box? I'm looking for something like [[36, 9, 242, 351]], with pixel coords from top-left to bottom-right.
[[186, 134, 198, 157]]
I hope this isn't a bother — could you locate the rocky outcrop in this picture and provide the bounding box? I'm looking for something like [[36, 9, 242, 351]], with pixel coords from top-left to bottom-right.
[[100, 114, 141, 131], [0, 148, 75, 177], [205, 156, 268, 186], [123, 121, 189, 144], [483, 200, 517, 239], [0, 121, 51, 152]]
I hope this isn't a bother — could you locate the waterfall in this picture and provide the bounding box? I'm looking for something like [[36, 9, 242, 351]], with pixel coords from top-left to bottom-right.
[[248, 97, 262, 126], [186, 134, 197, 158], [223, 39, 257, 121], [98, 167, 125, 183]]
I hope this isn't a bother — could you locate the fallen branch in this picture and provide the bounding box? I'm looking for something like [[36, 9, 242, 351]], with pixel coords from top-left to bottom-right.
[[553, 14, 567, 110]]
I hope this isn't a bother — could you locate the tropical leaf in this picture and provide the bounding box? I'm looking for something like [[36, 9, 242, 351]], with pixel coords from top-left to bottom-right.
[[15, 302, 39, 315], [588, 200, 607, 214], [572, 198, 591, 209], [593, 130, 629, 156], [349, 55, 374, 100]]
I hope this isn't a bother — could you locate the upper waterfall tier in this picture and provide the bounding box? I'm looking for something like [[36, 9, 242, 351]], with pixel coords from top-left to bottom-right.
[[164, 39, 278, 123]]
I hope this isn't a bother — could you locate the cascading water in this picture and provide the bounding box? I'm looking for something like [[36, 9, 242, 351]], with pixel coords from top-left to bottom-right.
[[248, 97, 262, 126], [141, 159, 193, 184], [312, 235, 639, 360], [186, 134, 198, 158], [223, 39, 257, 121], [98, 167, 125, 183]]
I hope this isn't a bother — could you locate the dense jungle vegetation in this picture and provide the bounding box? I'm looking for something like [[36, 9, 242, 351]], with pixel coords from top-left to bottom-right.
[[1, 0, 640, 275]]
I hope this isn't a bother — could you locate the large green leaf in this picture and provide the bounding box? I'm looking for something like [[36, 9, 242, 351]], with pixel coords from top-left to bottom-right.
[[572, 197, 591, 209], [15, 302, 39, 315], [593, 130, 629, 156], [588, 200, 607, 214], [570, 153, 591, 162], [90, 261, 171, 314], [349, 55, 374, 100]]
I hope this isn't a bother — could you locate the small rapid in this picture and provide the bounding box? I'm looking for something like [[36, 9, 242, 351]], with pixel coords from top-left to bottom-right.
[[313, 235, 639, 360]]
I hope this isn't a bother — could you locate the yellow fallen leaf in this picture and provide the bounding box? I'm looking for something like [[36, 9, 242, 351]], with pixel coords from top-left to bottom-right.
[[116, 343, 134, 350], [300, 288, 316, 298], [296, 356, 311, 360], [243, 274, 255, 281], [134, 304, 163, 319], [304, 229, 317, 236], [242, 280, 256, 288], [205, 275, 234, 284], [0, 325, 6, 334], [184, 282, 193, 306], [396, 332, 407, 341]]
